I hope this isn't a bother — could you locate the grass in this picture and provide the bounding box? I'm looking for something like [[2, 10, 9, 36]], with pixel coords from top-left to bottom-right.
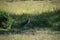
[[0, 1, 60, 40], [0, 9, 60, 33], [0, 9, 60, 40], [0, 1, 55, 14], [0, 11, 13, 30], [10, 10, 60, 32], [0, 31, 60, 40]]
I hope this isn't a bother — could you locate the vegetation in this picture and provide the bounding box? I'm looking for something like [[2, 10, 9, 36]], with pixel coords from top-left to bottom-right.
[[0, 1, 60, 40], [0, 10, 60, 34], [0, 11, 13, 30], [11, 10, 60, 31]]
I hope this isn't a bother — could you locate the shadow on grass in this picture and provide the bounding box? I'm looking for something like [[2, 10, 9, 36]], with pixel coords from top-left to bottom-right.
[[0, 10, 60, 34]]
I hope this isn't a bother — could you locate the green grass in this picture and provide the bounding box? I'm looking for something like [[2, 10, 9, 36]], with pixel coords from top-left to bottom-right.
[[0, 11, 13, 30], [10, 10, 60, 31], [0, 8, 60, 40], [0, 10, 60, 34]]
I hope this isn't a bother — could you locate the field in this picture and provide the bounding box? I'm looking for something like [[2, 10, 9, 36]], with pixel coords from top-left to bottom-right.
[[0, 1, 60, 40], [0, 31, 60, 40], [0, 1, 57, 14]]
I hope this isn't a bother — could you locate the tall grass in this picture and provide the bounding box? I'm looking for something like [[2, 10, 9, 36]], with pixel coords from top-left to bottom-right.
[[0, 10, 60, 34], [10, 10, 60, 32], [0, 11, 13, 30]]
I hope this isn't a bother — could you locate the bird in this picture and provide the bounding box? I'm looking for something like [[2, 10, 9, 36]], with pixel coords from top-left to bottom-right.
[[21, 18, 30, 29]]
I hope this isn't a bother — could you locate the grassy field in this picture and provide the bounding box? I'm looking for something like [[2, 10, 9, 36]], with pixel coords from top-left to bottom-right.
[[0, 31, 60, 40], [0, 31, 59, 40], [0, 1, 56, 14], [0, 9, 60, 40], [0, 1, 60, 40]]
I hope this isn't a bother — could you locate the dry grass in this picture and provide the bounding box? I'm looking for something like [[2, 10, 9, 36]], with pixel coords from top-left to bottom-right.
[[0, 1, 56, 15], [0, 31, 60, 40]]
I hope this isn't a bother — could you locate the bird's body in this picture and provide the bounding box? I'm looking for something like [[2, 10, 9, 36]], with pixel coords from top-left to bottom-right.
[[22, 18, 30, 29]]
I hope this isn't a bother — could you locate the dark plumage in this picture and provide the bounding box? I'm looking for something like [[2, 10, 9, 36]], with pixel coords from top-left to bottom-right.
[[22, 18, 30, 29]]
